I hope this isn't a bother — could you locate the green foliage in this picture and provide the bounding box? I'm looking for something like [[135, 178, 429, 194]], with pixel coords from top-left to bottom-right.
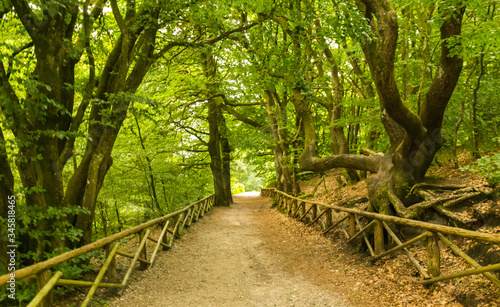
[[0, 280, 36, 306], [16, 204, 89, 249], [0, 202, 95, 304], [231, 181, 246, 194], [461, 153, 500, 185]]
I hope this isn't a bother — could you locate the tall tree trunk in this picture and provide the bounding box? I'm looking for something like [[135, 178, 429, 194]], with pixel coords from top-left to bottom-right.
[[293, 0, 465, 221], [220, 116, 233, 203], [453, 99, 466, 168], [134, 114, 161, 213], [313, 21, 360, 182], [471, 51, 485, 158], [201, 51, 231, 206], [264, 90, 295, 194]]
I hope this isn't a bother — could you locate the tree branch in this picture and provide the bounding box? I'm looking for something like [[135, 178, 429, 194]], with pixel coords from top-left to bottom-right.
[[176, 123, 209, 136], [175, 123, 208, 145], [224, 100, 264, 107], [110, 0, 126, 32], [6, 41, 34, 79], [301, 154, 382, 173], [420, 4, 466, 132], [10, 0, 39, 39], [153, 17, 268, 60], [359, 0, 426, 141], [0, 61, 27, 135], [60, 0, 100, 166], [220, 104, 270, 133]]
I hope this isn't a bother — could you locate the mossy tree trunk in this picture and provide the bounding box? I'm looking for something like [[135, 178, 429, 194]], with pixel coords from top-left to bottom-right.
[[264, 89, 296, 194], [201, 51, 232, 206]]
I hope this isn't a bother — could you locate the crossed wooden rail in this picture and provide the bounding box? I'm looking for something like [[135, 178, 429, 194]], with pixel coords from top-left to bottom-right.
[[261, 188, 500, 289], [0, 194, 215, 307]]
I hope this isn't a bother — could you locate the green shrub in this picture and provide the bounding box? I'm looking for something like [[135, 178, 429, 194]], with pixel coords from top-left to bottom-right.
[[461, 153, 500, 185]]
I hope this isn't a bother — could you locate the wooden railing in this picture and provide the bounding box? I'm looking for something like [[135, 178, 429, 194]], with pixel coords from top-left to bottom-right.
[[261, 188, 500, 289], [0, 194, 215, 307]]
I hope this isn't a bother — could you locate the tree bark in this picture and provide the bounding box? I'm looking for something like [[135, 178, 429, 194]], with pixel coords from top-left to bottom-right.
[[134, 114, 161, 213], [471, 51, 485, 158], [264, 90, 295, 194], [201, 51, 231, 206], [220, 116, 233, 204]]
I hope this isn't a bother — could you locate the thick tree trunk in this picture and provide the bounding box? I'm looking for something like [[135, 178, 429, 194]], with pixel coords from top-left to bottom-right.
[[264, 90, 295, 194], [0, 2, 161, 256], [220, 116, 233, 203], [207, 99, 231, 206], [201, 51, 231, 206]]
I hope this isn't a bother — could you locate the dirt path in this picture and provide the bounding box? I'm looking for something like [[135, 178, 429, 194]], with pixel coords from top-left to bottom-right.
[[111, 193, 372, 307]]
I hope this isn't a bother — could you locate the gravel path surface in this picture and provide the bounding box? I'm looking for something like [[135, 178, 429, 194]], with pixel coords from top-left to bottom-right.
[[111, 194, 357, 307]]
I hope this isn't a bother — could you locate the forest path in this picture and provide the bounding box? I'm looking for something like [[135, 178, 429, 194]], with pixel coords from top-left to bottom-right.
[[111, 194, 371, 307]]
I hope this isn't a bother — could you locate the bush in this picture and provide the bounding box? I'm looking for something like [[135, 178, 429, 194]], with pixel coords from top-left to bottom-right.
[[461, 153, 500, 185]]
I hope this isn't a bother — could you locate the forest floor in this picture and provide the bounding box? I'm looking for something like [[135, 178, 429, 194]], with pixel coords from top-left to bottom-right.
[[111, 193, 356, 306], [109, 191, 499, 307]]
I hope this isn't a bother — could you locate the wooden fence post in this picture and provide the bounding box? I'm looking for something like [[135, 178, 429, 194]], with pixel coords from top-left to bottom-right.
[[139, 230, 148, 270], [427, 232, 441, 277], [324, 209, 332, 229], [374, 220, 385, 254], [105, 243, 118, 283], [349, 214, 356, 238], [162, 220, 171, 250], [36, 270, 53, 307], [310, 204, 317, 223]]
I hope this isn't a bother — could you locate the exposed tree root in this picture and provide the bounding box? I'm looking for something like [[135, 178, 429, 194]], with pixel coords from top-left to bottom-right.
[[389, 185, 488, 223], [434, 205, 470, 228], [442, 192, 482, 208], [409, 182, 467, 194]]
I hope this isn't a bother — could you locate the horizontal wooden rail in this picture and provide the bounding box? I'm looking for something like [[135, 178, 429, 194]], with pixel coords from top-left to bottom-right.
[[437, 233, 500, 288], [26, 271, 63, 307], [23, 276, 125, 288], [371, 231, 432, 262], [422, 263, 500, 285], [262, 188, 500, 289], [116, 249, 151, 264]]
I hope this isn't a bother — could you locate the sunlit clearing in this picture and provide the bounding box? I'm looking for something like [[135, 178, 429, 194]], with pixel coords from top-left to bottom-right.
[[234, 191, 261, 196]]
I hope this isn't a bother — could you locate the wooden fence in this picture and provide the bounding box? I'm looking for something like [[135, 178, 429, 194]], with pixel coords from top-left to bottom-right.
[[261, 188, 500, 289], [0, 194, 215, 307]]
